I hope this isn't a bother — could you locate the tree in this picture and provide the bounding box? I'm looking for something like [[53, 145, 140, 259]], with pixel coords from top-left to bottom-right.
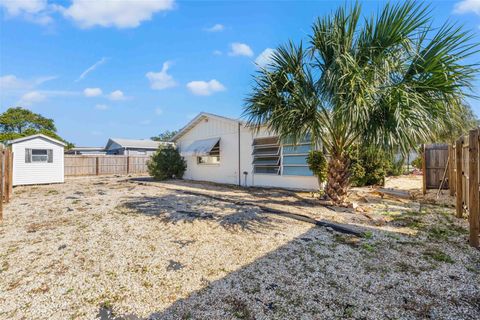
[[151, 130, 178, 142], [147, 145, 187, 180], [0, 107, 73, 148], [244, 1, 478, 204], [306, 150, 327, 195]]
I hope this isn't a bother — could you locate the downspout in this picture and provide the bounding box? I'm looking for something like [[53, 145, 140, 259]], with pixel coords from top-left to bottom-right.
[[238, 122, 241, 186]]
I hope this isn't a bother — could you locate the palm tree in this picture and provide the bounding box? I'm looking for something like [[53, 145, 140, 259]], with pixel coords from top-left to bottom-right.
[[244, 1, 478, 204]]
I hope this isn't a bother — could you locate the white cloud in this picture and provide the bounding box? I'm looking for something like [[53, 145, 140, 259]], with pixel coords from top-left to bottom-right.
[[213, 50, 223, 56], [155, 107, 163, 115], [19, 91, 47, 105], [84, 87, 103, 97], [204, 23, 224, 32], [186, 79, 226, 96], [95, 104, 108, 110], [108, 90, 126, 100], [17, 89, 78, 106], [140, 119, 151, 125], [454, 0, 480, 15], [146, 61, 177, 90], [62, 0, 175, 29], [0, 0, 53, 25], [76, 57, 107, 82], [0, 74, 56, 91], [229, 42, 254, 57], [255, 48, 276, 67]]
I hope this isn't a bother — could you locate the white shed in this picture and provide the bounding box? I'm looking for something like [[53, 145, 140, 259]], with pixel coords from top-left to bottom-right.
[[9, 134, 65, 186]]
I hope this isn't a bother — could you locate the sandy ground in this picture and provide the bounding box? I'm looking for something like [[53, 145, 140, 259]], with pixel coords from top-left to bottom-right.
[[0, 175, 478, 320]]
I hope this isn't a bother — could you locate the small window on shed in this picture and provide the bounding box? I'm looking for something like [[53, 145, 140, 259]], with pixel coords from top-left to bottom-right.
[[27, 149, 53, 163]]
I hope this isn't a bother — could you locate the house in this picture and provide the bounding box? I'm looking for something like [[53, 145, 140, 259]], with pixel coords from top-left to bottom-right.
[[105, 138, 170, 155], [65, 147, 107, 155], [8, 134, 65, 186], [172, 112, 320, 190]]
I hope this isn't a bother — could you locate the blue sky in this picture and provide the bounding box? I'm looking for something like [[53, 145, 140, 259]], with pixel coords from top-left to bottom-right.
[[0, 0, 479, 146]]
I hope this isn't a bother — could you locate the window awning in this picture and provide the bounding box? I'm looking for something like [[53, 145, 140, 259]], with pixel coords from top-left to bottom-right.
[[182, 137, 220, 156]]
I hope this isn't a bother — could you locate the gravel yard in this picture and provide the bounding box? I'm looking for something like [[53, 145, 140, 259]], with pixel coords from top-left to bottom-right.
[[0, 175, 479, 320]]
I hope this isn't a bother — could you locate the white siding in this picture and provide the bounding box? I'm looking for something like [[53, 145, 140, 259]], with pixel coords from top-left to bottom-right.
[[176, 115, 319, 191], [12, 137, 64, 186]]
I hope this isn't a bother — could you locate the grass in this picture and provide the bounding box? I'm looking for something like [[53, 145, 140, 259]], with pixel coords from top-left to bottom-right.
[[423, 248, 455, 264]]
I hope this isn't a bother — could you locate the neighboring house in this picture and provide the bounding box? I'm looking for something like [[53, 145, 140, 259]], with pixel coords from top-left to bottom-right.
[[8, 134, 65, 186], [65, 147, 107, 155], [105, 138, 170, 155], [172, 112, 320, 190]]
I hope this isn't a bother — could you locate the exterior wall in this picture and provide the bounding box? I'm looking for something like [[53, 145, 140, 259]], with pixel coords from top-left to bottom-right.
[[176, 116, 320, 191], [177, 117, 243, 185], [12, 137, 64, 186], [125, 148, 156, 156]]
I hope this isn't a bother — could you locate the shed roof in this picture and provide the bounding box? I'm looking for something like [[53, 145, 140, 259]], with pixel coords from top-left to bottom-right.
[[171, 112, 244, 142], [106, 138, 171, 150], [8, 134, 67, 147]]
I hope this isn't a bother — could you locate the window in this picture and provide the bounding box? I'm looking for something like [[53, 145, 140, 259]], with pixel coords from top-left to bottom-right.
[[26, 149, 52, 163], [197, 141, 220, 165], [282, 138, 315, 176], [252, 137, 280, 174]]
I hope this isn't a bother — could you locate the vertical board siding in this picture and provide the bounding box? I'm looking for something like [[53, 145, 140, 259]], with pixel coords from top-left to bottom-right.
[[424, 144, 449, 189], [64, 155, 150, 176]]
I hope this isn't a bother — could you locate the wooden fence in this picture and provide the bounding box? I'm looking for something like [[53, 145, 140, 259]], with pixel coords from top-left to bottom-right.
[[64, 155, 150, 176], [422, 144, 451, 191], [453, 129, 480, 248], [0, 147, 13, 223]]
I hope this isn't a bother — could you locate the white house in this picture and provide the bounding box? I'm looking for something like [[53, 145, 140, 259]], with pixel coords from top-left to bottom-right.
[[172, 112, 320, 190], [65, 147, 107, 155], [105, 138, 170, 155], [9, 134, 65, 186]]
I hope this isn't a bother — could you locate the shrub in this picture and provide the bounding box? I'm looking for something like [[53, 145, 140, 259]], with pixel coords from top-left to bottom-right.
[[411, 156, 422, 170], [306, 150, 328, 191], [348, 145, 388, 187], [148, 145, 186, 180]]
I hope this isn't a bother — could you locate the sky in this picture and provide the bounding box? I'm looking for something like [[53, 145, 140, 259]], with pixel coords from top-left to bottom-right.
[[0, 0, 479, 146]]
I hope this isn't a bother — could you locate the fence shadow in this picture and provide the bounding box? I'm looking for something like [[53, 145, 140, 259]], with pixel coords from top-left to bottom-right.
[[96, 223, 479, 320]]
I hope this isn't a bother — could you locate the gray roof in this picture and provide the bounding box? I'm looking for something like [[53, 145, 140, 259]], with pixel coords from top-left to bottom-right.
[[8, 134, 67, 146], [106, 138, 171, 150]]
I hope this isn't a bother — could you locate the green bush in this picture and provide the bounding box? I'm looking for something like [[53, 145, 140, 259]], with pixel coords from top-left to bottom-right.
[[307, 150, 328, 193], [348, 145, 389, 187], [411, 156, 422, 170], [148, 145, 186, 180]]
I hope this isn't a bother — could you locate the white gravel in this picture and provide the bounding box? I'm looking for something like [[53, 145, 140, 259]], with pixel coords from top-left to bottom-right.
[[0, 175, 478, 320]]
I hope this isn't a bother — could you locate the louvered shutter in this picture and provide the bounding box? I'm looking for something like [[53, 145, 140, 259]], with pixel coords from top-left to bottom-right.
[[47, 149, 53, 163], [25, 148, 32, 163]]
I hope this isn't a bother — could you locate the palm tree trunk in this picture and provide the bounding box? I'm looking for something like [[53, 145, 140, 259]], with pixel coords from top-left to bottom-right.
[[325, 153, 350, 204]]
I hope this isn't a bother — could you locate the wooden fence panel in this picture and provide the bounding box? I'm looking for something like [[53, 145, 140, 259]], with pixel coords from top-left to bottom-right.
[[64, 155, 150, 176], [424, 144, 449, 189], [0, 148, 13, 223]]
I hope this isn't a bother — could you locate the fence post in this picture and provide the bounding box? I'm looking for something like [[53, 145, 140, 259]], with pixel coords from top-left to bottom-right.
[[126, 156, 130, 174], [95, 157, 99, 176], [422, 144, 427, 195], [5, 150, 10, 203], [8, 150, 13, 198], [468, 129, 479, 248], [456, 138, 463, 218], [448, 145, 455, 196], [0, 150, 3, 223]]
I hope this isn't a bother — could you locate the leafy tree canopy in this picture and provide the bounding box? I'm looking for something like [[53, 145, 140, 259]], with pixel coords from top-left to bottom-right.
[[151, 130, 179, 142], [0, 107, 74, 148]]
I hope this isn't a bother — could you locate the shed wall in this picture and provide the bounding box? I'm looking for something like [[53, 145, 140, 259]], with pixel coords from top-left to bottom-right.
[[12, 137, 64, 186]]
